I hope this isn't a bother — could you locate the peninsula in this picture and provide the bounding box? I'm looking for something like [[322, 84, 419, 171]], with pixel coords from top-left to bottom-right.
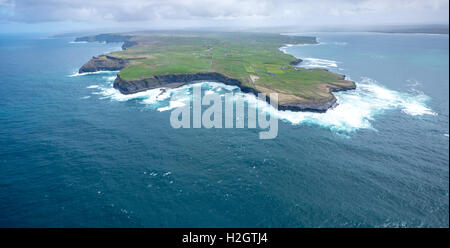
[[77, 32, 356, 112]]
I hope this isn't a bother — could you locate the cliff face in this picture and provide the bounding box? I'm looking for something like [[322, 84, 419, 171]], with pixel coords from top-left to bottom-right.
[[289, 59, 303, 66], [76, 32, 355, 112], [75, 34, 138, 50], [122, 41, 138, 50], [278, 83, 356, 112], [114, 72, 247, 94], [113, 72, 355, 112], [79, 56, 128, 73], [76, 34, 139, 73]]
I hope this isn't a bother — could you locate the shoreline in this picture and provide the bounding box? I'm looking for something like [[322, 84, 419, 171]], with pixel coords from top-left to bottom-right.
[[112, 71, 355, 113], [76, 33, 356, 113]]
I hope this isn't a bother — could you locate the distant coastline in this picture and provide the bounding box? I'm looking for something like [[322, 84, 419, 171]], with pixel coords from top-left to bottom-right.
[[367, 24, 449, 35]]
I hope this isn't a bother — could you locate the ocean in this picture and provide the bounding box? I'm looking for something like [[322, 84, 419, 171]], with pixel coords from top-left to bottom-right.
[[0, 32, 448, 227]]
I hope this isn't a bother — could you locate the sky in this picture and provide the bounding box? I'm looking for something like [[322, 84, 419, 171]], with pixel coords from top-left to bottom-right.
[[0, 0, 449, 33]]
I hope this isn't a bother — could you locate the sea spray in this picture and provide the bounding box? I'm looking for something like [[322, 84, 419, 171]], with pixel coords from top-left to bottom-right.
[[79, 40, 436, 134], [87, 75, 435, 134], [68, 70, 119, 77]]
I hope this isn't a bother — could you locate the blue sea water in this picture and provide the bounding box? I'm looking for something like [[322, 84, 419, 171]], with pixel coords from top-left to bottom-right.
[[0, 32, 448, 227]]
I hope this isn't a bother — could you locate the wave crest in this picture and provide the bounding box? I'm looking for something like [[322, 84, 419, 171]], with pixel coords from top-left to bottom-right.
[[300, 58, 339, 69], [68, 70, 119, 77], [86, 75, 435, 133]]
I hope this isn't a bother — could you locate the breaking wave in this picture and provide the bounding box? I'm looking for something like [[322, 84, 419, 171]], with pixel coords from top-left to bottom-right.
[[85, 74, 436, 133], [279, 44, 339, 70], [68, 70, 119, 77], [299, 58, 339, 69], [271, 77, 436, 132]]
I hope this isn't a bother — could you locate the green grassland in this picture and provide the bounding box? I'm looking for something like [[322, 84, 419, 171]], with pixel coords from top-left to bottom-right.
[[105, 32, 354, 104]]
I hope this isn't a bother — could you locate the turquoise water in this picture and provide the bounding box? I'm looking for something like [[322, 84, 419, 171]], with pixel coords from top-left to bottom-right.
[[0, 32, 448, 227]]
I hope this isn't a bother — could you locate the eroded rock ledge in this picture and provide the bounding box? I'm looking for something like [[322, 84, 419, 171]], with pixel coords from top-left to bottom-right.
[[77, 33, 139, 73], [289, 59, 303, 66], [79, 55, 128, 73], [113, 72, 356, 112], [76, 33, 356, 112]]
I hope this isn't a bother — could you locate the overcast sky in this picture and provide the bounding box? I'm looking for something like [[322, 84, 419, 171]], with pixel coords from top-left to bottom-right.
[[0, 0, 448, 33]]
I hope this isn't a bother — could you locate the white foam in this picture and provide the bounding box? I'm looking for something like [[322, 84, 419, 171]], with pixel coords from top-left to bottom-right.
[[300, 57, 339, 69], [157, 100, 187, 112], [103, 76, 117, 81], [90, 73, 435, 133], [222, 78, 434, 133], [91, 76, 193, 111], [101, 87, 164, 102], [306, 41, 349, 46], [280, 40, 346, 52], [279, 44, 296, 54], [69, 41, 88, 44], [206, 82, 240, 92], [265, 77, 436, 132], [401, 101, 436, 116], [68, 70, 119, 77], [158, 79, 433, 133], [279, 45, 339, 70], [406, 79, 421, 87], [329, 41, 348, 46]]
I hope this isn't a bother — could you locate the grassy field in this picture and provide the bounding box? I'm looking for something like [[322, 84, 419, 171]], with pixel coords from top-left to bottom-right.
[[102, 32, 354, 104]]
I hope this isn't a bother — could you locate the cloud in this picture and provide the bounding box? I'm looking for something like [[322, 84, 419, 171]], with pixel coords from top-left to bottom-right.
[[1, 0, 448, 26]]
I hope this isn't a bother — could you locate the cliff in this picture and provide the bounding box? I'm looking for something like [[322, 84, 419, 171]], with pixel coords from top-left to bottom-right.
[[79, 55, 128, 73], [113, 72, 355, 112], [76, 31, 356, 112], [289, 59, 303, 66], [77, 33, 140, 73]]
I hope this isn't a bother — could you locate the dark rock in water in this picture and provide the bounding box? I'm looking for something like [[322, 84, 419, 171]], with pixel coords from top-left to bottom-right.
[[278, 98, 338, 112], [289, 59, 303, 66]]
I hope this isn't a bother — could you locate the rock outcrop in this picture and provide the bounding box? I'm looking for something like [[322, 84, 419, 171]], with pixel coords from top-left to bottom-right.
[[76, 34, 139, 73], [113, 72, 356, 112], [79, 55, 128, 73], [76, 33, 355, 112], [289, 59, 303, 66], [122, 40, 138, 50]]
